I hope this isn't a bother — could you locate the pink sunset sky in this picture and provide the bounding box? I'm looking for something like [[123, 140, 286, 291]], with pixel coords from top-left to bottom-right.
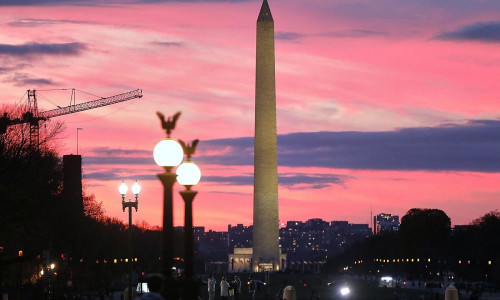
[[1, 0, 500, 231]]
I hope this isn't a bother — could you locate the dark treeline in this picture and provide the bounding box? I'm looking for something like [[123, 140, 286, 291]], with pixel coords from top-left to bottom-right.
[[323, 208, 500, 289], [0, 112, 180, 296]]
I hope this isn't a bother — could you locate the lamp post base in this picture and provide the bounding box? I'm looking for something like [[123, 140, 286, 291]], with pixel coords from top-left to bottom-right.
[[180, 189, 198, 300], [157, 170, 178, 300]]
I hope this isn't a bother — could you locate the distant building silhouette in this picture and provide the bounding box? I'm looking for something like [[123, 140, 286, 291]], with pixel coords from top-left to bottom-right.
[[193, 218, 478, 274], [223, 218, 372, 273], [373, 213, 399, 235], [228, 224, 253, 249]]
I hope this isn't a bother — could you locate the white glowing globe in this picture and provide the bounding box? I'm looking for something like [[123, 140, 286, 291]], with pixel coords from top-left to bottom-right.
[[131, 180, 141, 195], [176, 161, 201, 186], [153, 139, 184, 167], [119, 181, 128, 196]]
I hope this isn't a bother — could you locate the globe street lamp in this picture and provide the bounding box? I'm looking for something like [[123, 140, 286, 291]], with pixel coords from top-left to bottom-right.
[[119, 180, 140, 300], [177, 139, 201, 300], [154, 111, 183, 299]]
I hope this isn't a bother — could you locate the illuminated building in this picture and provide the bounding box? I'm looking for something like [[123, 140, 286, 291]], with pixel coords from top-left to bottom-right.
[[373, 213, 400, 235]]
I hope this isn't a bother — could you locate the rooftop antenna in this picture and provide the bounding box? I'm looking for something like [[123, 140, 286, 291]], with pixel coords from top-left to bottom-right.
[[370, 207, 373, 234]]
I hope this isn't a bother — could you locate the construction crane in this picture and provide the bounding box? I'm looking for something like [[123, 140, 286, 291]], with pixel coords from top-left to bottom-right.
[[0, 88, 143, 147]]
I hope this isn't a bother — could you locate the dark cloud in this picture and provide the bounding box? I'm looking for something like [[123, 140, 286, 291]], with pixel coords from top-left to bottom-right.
[[7, 73, 55, 87], [91, 147, 151, 157], [152, 41, 183, 47], [83, 170, 121, 180], [83, 156, 153, 166], [0, 0, 132, 5], [198, 137, 253, 166], [8, 18, 91, 27], [0, 42, 86, 57], [275, 29, 385, 42], [83, 170, 156, 181], [84, 169, 346, 188], [82, 120, 500, 187], [435, 21, 500, 43], [0, 66, 13, 74], [201, 173, 347, 188], [136, 0, 250, 3], [200, 175, 253, 186], [0, 0, 248, 5], [279, 173, 349, 189], [0, 0, 54, 4], [199, 120, 500, 172], [275, 32, 304, 41], [322, 29, 385, 38]]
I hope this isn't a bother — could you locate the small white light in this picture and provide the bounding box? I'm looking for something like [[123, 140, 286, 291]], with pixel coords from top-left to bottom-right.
[[176, 161, 201, 186], [119, 181, 128, 196], [131, 180, 141, 195], [153, 139, 184, 167], [340, 287, 350, 296], [50, 263, 55, 270]]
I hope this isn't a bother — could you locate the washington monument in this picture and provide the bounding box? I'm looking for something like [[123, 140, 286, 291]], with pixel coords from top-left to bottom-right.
[[252, 0, 281, 272]]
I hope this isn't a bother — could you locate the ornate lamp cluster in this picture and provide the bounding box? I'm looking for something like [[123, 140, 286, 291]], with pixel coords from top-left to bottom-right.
[[153, 111, 201, 300], [117, 111, 201, 300], [119, 180, 141, 300]]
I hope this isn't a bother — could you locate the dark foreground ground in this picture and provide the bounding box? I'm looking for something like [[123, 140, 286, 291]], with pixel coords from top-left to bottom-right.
[[8, 272, 498, 299], [194, 273, 499, 300]]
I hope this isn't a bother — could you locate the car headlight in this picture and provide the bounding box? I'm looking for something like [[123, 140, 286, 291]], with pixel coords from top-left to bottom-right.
[[340, 287, 350, 296]]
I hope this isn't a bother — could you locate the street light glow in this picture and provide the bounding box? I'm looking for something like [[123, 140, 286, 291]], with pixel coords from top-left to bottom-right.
[[132, 180, 141, 195], [119, 180, 139, 300], [176, 161, 201, 186], [153, 138, 184, 167], [340, 287, 350, 296], [119, 181, 128, 196]]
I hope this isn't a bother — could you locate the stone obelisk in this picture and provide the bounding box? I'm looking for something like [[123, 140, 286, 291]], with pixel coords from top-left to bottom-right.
[[252, 0, 280, 272]]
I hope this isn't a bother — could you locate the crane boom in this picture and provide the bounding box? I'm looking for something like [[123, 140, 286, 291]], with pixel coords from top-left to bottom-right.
[[0, 88, 143, 147], [40, 89, 142, 119]]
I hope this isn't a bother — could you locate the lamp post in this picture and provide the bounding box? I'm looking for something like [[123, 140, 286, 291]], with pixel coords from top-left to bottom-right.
[[119, 180, 140, 300], [154, 111, 183, 299], [41, 263, 56, 299], [177, 139, 201, 300]]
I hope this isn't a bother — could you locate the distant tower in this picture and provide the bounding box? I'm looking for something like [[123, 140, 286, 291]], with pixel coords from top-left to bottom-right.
[[252, 0, 280, 272]]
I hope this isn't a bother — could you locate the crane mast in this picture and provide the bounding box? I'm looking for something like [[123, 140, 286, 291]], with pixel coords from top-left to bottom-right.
[[1, 88, 143, 147], [27, 89, 40, 146]]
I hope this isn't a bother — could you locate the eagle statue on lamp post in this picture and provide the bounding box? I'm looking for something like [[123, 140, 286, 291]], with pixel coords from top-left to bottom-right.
[[157, 111, 181, 138], [178, 139, 199, 161]]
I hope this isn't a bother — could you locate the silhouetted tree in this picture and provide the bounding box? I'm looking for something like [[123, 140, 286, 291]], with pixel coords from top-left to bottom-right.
[[83, 192, 106, 222], [470, 210, 500, 256], [398, 208, 451, 258], [0, 121, 65, 260], [0, 106, 68, 294], [323, 232, 399, 274], [470, 211, 500, 278], [448, 211, 500, 285]]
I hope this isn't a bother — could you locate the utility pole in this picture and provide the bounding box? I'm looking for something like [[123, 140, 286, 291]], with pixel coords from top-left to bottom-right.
[[77, 128, 83, 155]]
